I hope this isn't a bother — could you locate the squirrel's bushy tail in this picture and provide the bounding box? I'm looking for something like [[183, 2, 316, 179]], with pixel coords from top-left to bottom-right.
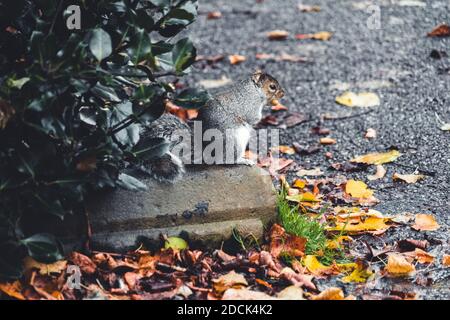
[[145, 152, 185, 183]]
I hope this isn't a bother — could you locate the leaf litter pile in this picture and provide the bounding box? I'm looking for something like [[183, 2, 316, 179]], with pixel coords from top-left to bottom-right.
[[2, 4, 450, 302]]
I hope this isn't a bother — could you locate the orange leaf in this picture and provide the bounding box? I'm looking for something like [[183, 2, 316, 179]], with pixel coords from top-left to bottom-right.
[[320, 137, 336, 145], [442, 255, 450, 267], [207, 11, 222, 19], [228, 55, 246, 65], [385, 254, 415, 277], [412, 214, 440, 231], [296, 31, 332, 41], [0, 281, 25, 300], [311, 287, 345, 300]]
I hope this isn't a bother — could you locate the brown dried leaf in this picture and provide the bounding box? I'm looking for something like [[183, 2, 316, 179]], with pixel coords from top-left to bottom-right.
[[427, 24, 450, 37], [69, 252, 97, 275], [267, 30, 289, 40]]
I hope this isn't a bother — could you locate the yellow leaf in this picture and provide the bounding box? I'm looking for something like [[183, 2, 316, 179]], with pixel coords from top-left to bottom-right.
[[327, 216, 390, 234], [276, 145, 296, 155], [311, 287, 345, 300], [393, 173, 426, 184], [0, 281, 25, 300], [351, 150, 401, 165], [164, 237, 188, 250], [293, 179, 307, 189], [23, 256, 67, 275], [326, 236, 353, 249], [341, 266, 373, 283], [302, 255, 335, 275], [335, 91, 380, 107], [345, 180, 374, 198], [286, 192, 320, 203], [412, 214, 440, 231], [385, 254, 415, 277]]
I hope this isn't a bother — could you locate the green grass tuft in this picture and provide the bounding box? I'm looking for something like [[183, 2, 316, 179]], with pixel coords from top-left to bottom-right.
[[276, 190, 327, 255]]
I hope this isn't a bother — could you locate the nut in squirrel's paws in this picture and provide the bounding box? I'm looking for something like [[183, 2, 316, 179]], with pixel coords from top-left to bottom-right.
[[236, 158, 256, 166]]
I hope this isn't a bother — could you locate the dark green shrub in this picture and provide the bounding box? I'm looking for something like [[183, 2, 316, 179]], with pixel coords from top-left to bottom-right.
[[0, 0, 207, 279]]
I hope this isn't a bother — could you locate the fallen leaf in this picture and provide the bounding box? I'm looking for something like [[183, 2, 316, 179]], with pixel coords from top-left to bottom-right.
[[269, 224, 306, 258], [326, 236, 353, 249], [283, 112, 308, 127], [271, 102, 288, 111], [385, 253, 416, 277], [228, 55, 246, 65], [23, 257, 67, 275], [0, 281, 25, 300], [328, 216, 390, 234], [335, 91, 380, 107], [164, 237, 188, 250], [311, 287, 345, 300], [69, 252, 97, 275], [296, 167, 323, 177], [397, 239, 429, 251], [393, 173, 426, 184], [286, 192, 320, 203], [345, 180, 374, 198], [427, 24, 450, 37], [365, 128, 377, 139], [293, 179, 307, 189], [320, 137, 336, 145], [351, 150, 401, 165], [302, 255, 338, 276], [341, 265, 373, 283], [412, 214, 440, 231], [277, 285, 305, 300], [298, 4, 321, 12], [222, 288, 274, 300], [278, 53, 308, 63], [212, 271, 248, 294], [267, 30, 289, 40], [275, 145, 296, 155], [296, 31, 333, 41], [413, 248, 434, 264], [442, 255, 450, 267], [207, 11, 222, 19], [368, 165, 386, 181], [255, 278, 272, 289]]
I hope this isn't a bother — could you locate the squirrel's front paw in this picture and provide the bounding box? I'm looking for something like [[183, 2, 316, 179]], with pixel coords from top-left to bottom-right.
[[236, 158, 256, 166]]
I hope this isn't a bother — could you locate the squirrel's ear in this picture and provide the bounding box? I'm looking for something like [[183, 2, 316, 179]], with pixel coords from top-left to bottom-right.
[[252, 70, 264, 84]]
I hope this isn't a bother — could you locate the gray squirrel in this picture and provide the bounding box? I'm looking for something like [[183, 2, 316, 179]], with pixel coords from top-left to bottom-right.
[[140, 70, 285, 182]]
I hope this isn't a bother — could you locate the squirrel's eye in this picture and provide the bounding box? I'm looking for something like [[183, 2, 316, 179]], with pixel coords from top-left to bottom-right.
[[269, 84, 276, 91]]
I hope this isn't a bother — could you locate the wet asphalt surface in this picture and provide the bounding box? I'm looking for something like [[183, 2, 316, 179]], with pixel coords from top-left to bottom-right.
[[183, 0, 450, 299]]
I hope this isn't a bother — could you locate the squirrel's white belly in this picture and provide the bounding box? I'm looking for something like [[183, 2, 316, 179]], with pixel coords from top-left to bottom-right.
[[235, 125, 251, 156]]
